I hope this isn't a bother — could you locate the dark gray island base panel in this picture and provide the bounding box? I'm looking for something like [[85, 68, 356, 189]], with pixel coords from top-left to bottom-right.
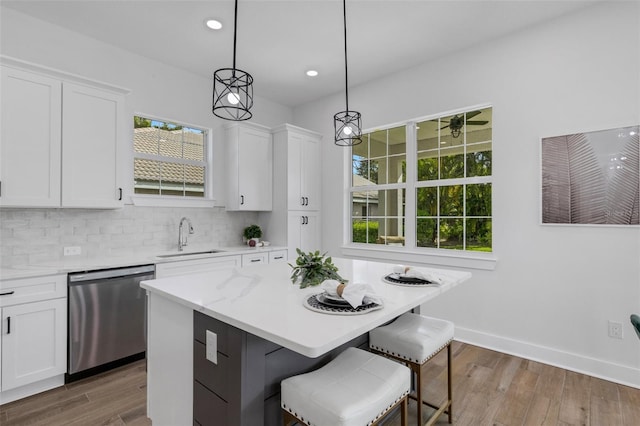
[[193, 311, 368, 426]]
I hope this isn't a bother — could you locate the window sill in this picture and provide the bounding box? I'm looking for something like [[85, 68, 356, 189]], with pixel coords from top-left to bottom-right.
[[130, 195, 216, 208], [340, 244, 497, 271]]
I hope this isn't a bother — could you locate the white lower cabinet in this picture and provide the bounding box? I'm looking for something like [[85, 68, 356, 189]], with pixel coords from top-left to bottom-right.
[[155, 255, 242, 279], [1, 298, 67, 391], [269, 250, 288, 263], [156, 250, 289, 278], [0, 274, 67, 402], [241, 252, 268, 266], [287, 211, 320, 254]]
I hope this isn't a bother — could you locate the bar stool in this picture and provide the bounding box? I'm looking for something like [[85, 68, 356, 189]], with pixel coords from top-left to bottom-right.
[[369, 313, 454, 426], [281, 347, 410, 426]]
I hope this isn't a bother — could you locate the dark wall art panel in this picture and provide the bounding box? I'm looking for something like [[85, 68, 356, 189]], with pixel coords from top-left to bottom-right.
[[542, 126, 639, 225]]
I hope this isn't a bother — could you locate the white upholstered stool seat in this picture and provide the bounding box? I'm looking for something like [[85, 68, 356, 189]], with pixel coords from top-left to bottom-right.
[[281, 347, 410, 426], [369, 313, 454, 426]]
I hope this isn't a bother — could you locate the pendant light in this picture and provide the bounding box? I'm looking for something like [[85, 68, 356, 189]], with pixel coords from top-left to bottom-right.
[[334, 0, 362, 146], [212, 0, 253, 121]]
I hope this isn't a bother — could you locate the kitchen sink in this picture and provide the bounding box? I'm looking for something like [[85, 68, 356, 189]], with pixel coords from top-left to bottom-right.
[[156, 249, 224, 259]]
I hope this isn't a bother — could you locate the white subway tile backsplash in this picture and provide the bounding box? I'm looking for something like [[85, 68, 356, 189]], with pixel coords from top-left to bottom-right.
[[0, 205, 258, 268]]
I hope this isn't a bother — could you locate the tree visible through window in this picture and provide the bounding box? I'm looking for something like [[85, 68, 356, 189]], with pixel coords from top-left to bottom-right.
[[133, 116, 207, 197], [350, 106, 492, 252]]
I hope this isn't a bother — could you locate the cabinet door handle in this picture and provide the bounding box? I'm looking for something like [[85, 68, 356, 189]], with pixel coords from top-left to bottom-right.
[[118, 187, 123, 201], [7, 316, 10, 334], [0, 291, 15, 296], [301, 196, 305, 206], [240, 195, 245, 205], [305, 197, 309, 206], [250, 259, 261, 263], [273, 256, 283, 260]]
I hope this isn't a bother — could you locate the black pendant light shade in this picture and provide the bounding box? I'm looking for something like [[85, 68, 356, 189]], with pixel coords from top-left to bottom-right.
[[212, 0, 253, 121], [212, 68, 253, 121], [334, 0, 362, 146], [334, 110, 362, 146]]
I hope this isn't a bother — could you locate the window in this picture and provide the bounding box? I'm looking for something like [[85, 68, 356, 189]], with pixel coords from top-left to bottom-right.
[[349, 106, 492, 253], [133, 116, 208, 198], [352, 126, 406, 245]]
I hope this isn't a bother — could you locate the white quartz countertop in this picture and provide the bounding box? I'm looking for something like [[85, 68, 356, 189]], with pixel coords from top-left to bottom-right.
[[141, 258, 472, 358], [0, 244, 287, 280]]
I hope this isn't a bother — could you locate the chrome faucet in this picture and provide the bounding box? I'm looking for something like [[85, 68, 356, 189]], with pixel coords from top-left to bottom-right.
[[178, 217, 194, 251]]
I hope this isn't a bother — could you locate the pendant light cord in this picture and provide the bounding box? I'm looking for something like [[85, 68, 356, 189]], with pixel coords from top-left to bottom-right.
[[232, 0, 238, 74], [343, 0, 349, 112]]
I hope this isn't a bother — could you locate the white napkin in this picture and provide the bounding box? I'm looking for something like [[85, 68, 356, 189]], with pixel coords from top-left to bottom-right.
[[392, 265, 449, 285], [320, 279, 343, 297], [320, 280, 383, 309]]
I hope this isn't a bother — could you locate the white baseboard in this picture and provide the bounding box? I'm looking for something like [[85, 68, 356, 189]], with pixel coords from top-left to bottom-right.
[[455, 327, 640, 389], [0, 375, 65, 404]]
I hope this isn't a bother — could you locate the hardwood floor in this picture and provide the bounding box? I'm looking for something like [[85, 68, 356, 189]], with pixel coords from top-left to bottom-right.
[[1, 342, 638, 425], [0, 361, 150, 426]]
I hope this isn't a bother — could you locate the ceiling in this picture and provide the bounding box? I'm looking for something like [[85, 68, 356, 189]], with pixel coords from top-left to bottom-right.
[[1, 0, 598, 107]]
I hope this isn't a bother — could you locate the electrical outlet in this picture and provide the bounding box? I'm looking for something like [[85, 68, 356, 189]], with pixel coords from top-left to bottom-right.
[[206, 330, 218, 364], [608, 320, 623, 339], [63, 246, 81, 256]]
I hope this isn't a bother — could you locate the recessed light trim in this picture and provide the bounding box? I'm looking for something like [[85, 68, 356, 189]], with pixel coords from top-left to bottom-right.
[[306, 70, 319, 77], [205, 19, 223, 30]]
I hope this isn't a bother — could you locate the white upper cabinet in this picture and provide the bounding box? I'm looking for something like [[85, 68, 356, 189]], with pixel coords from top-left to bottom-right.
[[0, 62, 127, 209], [62, 83, 124, 208], [0, 67, 62, 207], [275, 124, 321, 211], [225, 122, 273, 211]]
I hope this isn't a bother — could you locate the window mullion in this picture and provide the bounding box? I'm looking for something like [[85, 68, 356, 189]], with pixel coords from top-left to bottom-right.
[[404, 122, 417, 248]]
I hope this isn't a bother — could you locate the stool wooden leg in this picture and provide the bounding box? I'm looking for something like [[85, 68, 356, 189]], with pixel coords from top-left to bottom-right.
[[447, 343, 452, 424], [414, 363, 423, 425], [401, 395, 408, 426], [282, 409, 300, 426]]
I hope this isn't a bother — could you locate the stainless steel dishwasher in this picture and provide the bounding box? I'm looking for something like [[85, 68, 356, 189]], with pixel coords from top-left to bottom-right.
[[67, 264, 155, 381]]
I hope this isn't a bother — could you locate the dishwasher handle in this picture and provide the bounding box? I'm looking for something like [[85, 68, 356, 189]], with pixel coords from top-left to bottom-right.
[[69, 264, 155, 283]]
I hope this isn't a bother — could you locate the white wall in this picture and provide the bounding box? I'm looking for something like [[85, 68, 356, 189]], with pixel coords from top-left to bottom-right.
[[293, 2, 640, 387]]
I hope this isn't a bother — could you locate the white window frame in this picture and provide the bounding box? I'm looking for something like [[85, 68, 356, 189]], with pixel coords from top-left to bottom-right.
[[342, 105, 497, 270], [130, 113, 215, 208]]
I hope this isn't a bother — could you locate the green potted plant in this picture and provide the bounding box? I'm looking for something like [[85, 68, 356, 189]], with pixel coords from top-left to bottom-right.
[[243, 224, 262, 247], [289, 249, 347, 289]]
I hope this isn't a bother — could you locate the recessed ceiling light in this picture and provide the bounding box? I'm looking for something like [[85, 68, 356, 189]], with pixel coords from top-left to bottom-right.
[[205, 19, 222, 30], [306, 70, 318, 77]]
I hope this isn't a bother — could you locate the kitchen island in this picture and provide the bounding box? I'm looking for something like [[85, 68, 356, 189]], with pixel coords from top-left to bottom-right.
[[141, 258, 471, 426]]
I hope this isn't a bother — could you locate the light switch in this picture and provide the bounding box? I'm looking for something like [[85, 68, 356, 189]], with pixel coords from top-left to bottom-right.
[[206, 330, 218, 364]]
